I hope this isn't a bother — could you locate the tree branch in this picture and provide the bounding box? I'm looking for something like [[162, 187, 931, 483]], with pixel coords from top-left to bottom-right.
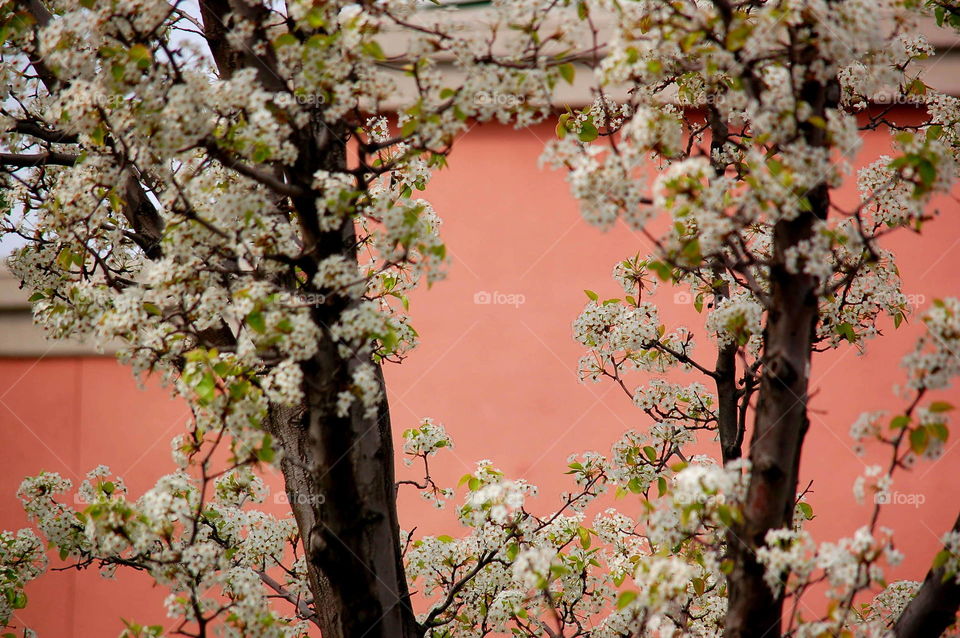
[[893, 512, 960, 638], [204, 142, 304, 198], [0, 151, 77, 167], [9, 119, 79, 144], [255, 569, 320, 627]]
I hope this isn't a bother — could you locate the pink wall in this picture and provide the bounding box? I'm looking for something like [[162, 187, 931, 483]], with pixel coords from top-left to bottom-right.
[[2, 115, 959, 635]]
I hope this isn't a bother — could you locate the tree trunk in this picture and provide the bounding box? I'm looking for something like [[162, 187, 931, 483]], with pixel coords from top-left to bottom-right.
[[723, 62, 835, 636], [723, 213, 819, 638], [194, 3, 420, 634], [267, 359, 419, 638]]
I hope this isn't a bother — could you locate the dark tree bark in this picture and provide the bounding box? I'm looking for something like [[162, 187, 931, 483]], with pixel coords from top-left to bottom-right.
[[722, 36, 838, 638], [894, 513, 960, 638], [715, 339, 742, 465], [7, 2, 421, 635], [193, 4, 421, 636], [707, 108, 744, 466], [722, 211, 819, 638]]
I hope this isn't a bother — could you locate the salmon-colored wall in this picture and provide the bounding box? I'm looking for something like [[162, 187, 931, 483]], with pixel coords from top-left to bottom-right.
[[2, 115, 959, 635]]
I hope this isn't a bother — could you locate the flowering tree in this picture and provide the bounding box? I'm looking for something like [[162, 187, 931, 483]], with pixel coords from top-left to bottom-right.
[[1, 1, 960, 638]]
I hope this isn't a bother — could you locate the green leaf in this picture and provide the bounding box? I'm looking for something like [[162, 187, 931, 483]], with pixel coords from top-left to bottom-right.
[[910, 426, 929, 455], [584, 289, 599, 301], [797, 502, 814, 520], [933, 549, 951, 569], [196, 373, 216, 404], [257, 434, 276, 463], [555, 113, 570, 139], [252, 144, 271, 163], [400, 118, 418, 138], [616, 590, 637, 609], [27, 292, 45, 302], [578, 121, 598, 143], [246, 310, 266, 334], [692, 577, 706, 597], [648, 261, 672, 281], [57, 247, 77, 270], [273, 33, 299, 49], [558, 62, 575, 85], [642, 446, 657, 462], [305, 8, 326, 29], [361, 40, 386, 61], [930, 422, 949, 442], [890, 415, 910, 430], [929, 401, 954, 413], [379, 328, 399, 354], [717, 505, 735, 527], [91, 124, 107, 146], [577, 526, 591, 549], [11, 591, 26, 610], [917, 158, 937, 188], [128, 44, 152, 69], [836, 322, 856, 343]]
